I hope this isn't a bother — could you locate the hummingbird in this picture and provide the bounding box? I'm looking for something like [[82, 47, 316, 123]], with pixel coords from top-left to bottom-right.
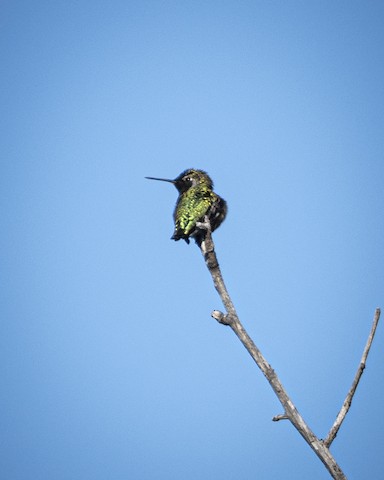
[[145, 169, 227, 245]]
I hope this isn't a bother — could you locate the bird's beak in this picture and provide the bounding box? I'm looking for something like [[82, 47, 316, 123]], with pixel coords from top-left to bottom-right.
[[145, 176, 175, 184]]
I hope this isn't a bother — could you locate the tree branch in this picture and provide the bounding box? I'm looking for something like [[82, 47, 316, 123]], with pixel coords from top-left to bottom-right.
[[323, 308, 381, 447], [198, 224, 378, 480]]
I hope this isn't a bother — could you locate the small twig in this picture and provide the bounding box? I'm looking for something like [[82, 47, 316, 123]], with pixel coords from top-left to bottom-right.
[[323, 308, 381, 447], [211, 310, 232, 326], [272, 414, 289, 422]]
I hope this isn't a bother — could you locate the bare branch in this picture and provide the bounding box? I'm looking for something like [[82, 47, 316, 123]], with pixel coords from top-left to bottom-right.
[[199, 227, 348, 480], [324, 308, 381, 447]]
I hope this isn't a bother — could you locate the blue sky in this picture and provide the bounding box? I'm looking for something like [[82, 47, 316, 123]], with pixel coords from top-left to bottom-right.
[[1, 1, 383, 479]]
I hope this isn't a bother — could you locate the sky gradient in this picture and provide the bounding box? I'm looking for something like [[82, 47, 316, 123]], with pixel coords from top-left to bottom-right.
[[1, 1, 384, 479]]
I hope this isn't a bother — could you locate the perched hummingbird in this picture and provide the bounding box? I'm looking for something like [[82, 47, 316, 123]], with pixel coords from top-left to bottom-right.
[[145, 169, 227, 245]]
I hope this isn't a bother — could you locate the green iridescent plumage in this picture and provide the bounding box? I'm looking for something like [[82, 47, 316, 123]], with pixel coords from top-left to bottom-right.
[[146, 169, 227, 244]]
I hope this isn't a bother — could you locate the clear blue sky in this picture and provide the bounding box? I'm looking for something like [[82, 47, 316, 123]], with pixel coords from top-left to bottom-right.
[[1, 1, 383, 479]]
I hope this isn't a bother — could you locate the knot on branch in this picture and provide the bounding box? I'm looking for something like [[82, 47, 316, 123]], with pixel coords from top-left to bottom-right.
[[211, 310, 234, 326]]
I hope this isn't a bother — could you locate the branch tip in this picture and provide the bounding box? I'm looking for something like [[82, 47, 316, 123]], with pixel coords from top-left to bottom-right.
[[324, 307, 381, 448]]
